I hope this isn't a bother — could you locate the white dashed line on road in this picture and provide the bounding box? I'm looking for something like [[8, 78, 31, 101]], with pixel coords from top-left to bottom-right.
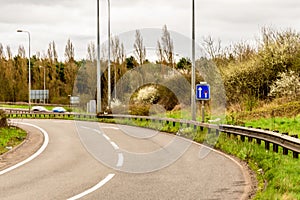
[[116, 153, 124, 167], [102, 133, 111, 141], [110, 142, 119, 150], [79, 125, 124, 168]]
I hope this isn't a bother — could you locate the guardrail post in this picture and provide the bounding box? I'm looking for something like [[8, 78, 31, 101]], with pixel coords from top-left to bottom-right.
[[226, 132, 231, 137], [173, 121, 176, 127], [265, 141, 270, 150], [273, 144, 278, 153], [256, 139, 261, 145], [216, 129, 219, 136], [283, 147, 288, 155], [248, 137, 253, 142], [291, 135, 298, 139], [241, 135, 245, 142], [293, 151, 299, 159]]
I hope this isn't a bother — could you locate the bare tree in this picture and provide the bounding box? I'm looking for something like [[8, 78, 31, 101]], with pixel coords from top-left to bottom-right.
[[87, 41, 96, 62], [202, 36, 221, 59], [0, 43, 4, 58], [161, 25, 174, 66], [48, 41, 58, 63], [156, 25, 174, 66], [156, 40, 164, 64], [6, 45, 12, 60], [119, 43, 126, 64], [18, 45, 26, 58], [134, 30, 146, 65], [111, 36, 121, 64], [64, 38, 75, 62]]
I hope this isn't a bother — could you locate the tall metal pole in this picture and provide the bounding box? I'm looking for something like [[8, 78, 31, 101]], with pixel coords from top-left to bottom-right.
[[107, 0, 111, 109], [191, 0, 196, 121], [43, 66, 46, 104], [97, 0, 102, 113], [17, 30, 31, 112]]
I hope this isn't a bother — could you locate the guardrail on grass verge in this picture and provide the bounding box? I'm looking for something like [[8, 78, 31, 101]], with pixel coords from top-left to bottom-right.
[[4, 110, 300, 159]]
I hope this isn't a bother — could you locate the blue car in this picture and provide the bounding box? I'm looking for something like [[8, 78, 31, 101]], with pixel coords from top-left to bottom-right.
[[52, 107, 66, 113]]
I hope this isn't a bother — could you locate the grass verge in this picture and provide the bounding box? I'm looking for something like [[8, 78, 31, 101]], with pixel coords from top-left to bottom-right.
[[215, 134, 300, 199], [244, 116, 300, 137], [0, 127, 27, 155]]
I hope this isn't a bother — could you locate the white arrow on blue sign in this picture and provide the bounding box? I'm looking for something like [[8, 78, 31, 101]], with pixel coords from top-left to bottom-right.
[[196, 83, 210, 100]]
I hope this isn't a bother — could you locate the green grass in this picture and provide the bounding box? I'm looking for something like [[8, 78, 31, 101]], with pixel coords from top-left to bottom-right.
[[0, 104, 30, 109], [0, 127, 27, 155], [244, 116, 300, 137], [216, 134, 300, 199]]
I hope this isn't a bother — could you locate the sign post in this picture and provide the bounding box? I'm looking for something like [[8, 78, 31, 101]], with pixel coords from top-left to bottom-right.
[[196, 82, 210, 123]]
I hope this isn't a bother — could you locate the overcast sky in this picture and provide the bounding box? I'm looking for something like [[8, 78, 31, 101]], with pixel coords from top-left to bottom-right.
[[0, 0, 300, 61]]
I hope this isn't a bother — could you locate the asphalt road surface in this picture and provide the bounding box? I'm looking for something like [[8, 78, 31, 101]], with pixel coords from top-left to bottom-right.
[[0, 119, 251, 200]]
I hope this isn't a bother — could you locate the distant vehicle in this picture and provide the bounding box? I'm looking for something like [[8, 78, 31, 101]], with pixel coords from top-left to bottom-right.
[[52, 107, 66, 113], [32, 106, 48, 112]]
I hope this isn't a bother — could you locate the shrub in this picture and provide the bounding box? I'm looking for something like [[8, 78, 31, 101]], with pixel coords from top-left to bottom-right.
[[269, 71, 300, 100], [0, 109, 7, 128]]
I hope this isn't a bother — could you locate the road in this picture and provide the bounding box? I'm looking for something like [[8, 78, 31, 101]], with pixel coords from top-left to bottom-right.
[[0, 119, 251, 199]]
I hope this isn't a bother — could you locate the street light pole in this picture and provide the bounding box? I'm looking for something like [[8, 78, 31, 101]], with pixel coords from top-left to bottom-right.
[[97, 0, 102, 113], [43, 66, 46, 104], [17, 30, 31, 112], [191, 0, 196, 121], [107, 0, 111, 109]]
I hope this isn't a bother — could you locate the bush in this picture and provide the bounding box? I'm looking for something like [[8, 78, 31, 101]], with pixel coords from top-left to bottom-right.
[[0, 110, 7, 128], [269, 71, 300, 100], [128, 104, 150, 116]]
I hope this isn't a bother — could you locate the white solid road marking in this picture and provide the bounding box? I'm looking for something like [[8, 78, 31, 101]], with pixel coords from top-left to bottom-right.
[[116, 153, 124, 167], [0, 122, 49, 175], [67, 173, 115, 200]]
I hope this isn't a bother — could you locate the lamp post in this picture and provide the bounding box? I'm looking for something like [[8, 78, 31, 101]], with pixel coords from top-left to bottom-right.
[[107, 0, 111, 109], [17, 29, 31, 112], [97, 0, 102, 113], [191, 0, 196, 121]]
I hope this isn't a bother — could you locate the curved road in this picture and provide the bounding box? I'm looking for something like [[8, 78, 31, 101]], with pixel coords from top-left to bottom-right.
[[0, 119, 251, 199]]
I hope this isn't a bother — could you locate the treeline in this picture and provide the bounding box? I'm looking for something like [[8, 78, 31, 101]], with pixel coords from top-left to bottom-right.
[[0, 39, 80, 104], [1, 25, 299, 112], [0, 25, 190, 109]]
